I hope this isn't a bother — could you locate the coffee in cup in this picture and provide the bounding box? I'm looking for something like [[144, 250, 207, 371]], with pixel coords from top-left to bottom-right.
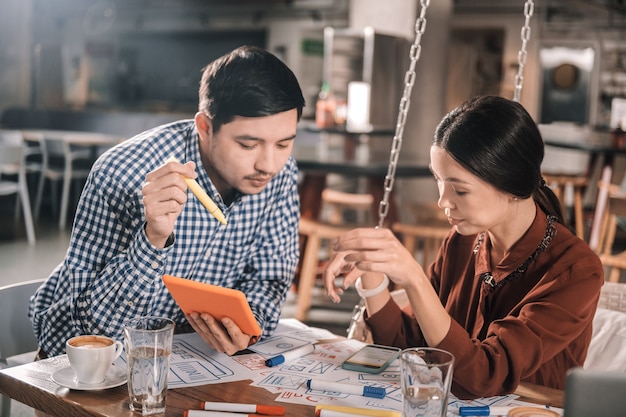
[[68, 335, 115, 348], [66, 335, 124, 385]]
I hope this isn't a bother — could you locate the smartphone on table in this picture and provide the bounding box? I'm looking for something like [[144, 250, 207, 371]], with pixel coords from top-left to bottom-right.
[[342, 344, 401, 374]]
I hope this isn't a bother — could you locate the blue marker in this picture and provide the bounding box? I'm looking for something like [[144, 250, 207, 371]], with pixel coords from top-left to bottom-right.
[[265, 343, 314, 367], [459, 405, 551, 416], [306, 378, 386, 399]]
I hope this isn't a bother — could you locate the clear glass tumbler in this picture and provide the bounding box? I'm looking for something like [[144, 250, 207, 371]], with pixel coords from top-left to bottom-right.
[[400, 347, 455, 417], [123, 316, 175, 415]]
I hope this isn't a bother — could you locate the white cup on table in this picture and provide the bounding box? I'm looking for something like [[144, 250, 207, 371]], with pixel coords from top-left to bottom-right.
[[65, 335, 124, 385]]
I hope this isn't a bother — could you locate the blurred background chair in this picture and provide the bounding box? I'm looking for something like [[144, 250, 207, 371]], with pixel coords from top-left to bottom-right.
[[539, 123, 594, 242], [0, 137, 36, 245], [34, 137, 93, 229], [0, 130, 43, 189], [599, 255, 626, 284], [320, 188, 374, 226], [543, 173, 587, 240], [595, 182, 626, 282], [391, 222, 451, 271], [292, 187, 376, 324], [0, 278, 45, 417], [0, 130, 42, 217], [294, 217, 354, 322]]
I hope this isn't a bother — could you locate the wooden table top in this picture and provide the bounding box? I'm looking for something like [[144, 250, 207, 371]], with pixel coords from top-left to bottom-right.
[[0, 354, 564, 417], [0, 355, 313, 417]]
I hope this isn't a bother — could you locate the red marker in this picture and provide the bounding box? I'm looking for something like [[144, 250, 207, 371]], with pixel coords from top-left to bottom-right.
[[185, 412, 262, 417], [196, 401, 285, 415]]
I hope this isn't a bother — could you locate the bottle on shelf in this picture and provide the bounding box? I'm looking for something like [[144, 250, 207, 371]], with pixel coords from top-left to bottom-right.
[[610, 97, 626, 148], [612, 125, 625, 148], [315, 82, 336, 129]]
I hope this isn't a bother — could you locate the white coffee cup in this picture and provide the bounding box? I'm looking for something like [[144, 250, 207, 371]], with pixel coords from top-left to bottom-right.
[[66, 335, 124, 385]]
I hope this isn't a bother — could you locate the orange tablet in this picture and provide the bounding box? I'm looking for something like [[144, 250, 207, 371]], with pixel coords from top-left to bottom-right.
[[162, 274, 262, 337]]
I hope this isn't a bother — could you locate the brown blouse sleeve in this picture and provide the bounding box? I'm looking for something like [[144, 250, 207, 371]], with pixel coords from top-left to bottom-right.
[[365, 296, 426, 349]]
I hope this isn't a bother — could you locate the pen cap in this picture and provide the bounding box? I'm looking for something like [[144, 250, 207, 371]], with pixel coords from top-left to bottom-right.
[[363, 386, 386, 399], [257, 405, 287, 415], [265, 355, 285, 367], [459, 406, 490, 416]]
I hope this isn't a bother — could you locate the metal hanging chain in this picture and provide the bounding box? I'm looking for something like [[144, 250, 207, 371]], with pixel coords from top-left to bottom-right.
[[377, 0, 431, 228], [513, 0, 534, 102]]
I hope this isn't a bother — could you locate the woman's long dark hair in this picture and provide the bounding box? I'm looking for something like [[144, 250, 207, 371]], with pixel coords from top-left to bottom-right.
[[433, 95, 564, 224]]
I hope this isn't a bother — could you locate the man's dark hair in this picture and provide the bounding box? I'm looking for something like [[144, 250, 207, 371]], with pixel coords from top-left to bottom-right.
[[198, 45, 305, 132]]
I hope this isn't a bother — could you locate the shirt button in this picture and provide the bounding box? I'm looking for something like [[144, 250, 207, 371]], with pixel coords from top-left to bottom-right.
[[151, 261, 160, 269], [205, 249, 211, 257]]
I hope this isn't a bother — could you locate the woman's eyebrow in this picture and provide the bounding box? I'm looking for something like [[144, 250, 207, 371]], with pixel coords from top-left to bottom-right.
[[428, 166, 470, 185]]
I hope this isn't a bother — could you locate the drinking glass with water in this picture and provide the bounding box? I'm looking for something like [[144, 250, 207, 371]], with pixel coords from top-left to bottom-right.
[[123, 316, 175, 415], [401, 347, 454, 417]]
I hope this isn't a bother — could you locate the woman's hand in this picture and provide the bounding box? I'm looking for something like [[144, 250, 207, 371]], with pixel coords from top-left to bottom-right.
[[323, 227, 425, 302], [323, 227, 450, 346]]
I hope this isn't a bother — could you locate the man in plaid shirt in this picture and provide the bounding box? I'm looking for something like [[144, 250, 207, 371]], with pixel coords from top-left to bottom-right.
[[29, 46, 306, 357]]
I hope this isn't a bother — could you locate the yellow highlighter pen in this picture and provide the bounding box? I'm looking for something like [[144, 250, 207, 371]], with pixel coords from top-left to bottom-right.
[[166, 156, 227, 225]]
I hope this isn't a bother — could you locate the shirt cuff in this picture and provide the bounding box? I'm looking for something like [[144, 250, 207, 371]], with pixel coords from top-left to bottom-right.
[[127, 226, 173, 279]]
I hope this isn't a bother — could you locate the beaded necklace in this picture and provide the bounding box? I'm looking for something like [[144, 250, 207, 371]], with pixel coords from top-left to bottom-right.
[[473, 215, 558, 289]]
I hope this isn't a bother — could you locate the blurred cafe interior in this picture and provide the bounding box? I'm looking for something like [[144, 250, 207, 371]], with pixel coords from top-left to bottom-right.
[[2, 2, 626, 416], [2, 0, 626, 335]]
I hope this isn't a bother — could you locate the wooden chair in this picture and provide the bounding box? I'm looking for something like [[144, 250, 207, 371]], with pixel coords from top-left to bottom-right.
[[320, 188, 374, 226], [391, 222, 451, 269], [293, 187, 376, 322], [599, 253, 626, 283], [543, 173, 587, 240], [596, 184, 626, 256], [294, 217, 353, 321], [408, 201, 450, 228], [595, 183, 626, 282]]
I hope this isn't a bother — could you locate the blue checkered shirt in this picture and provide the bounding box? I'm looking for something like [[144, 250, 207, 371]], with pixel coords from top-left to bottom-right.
[[28, 120, 300, 356]]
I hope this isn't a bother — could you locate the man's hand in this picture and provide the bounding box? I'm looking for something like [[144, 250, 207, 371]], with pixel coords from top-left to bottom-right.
[[142, 160, 197, 247], [186, 312, 253, 355]]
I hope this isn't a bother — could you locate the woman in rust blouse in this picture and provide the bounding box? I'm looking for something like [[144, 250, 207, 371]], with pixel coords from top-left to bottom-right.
[[323, 95, 604, 399]]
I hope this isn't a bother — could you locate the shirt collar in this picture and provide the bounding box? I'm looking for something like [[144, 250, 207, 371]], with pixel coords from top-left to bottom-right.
[[475, 203, 549, 284]]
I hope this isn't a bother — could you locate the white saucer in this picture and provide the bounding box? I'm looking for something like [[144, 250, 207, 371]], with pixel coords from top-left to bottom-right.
[[51, 365, 127, 391]]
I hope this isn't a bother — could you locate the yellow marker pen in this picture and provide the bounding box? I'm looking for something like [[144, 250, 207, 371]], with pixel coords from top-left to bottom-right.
[[315, 404, 401, 417], [166, 156, 227, 225]]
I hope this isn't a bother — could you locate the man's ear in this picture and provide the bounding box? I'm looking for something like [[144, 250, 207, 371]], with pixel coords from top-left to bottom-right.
[[195, 112, 213, 139]]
